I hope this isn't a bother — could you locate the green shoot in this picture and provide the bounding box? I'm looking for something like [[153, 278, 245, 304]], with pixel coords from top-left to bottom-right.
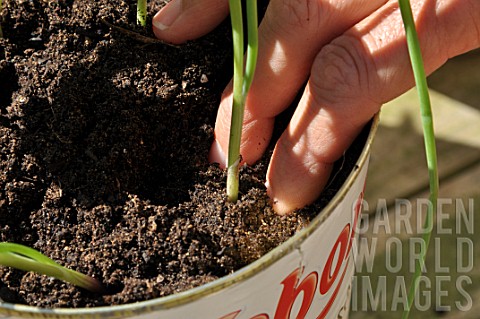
[[137, 0, 147, 27], [226, 0, 258, 202], [398, 1, 439, 318], [0, 242, 103, 293]]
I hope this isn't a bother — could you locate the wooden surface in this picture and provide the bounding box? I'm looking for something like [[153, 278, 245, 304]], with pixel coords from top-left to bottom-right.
[[350, 50, 480, 319]]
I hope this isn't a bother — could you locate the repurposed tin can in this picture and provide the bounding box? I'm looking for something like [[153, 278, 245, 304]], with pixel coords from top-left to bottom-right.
[[0, 116, 379, 319]]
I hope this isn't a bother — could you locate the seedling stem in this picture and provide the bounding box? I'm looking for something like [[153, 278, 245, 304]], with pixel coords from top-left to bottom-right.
[[398, 1, 439, 318], [227, 0, 258, 202], [137, 0, 147, 26]]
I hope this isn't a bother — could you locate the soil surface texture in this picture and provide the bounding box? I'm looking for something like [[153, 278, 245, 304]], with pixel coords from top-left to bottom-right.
[[0, 0, 367, 308]]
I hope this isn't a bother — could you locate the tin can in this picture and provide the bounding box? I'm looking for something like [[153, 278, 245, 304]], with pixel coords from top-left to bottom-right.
[[0, 116, 379, 319]]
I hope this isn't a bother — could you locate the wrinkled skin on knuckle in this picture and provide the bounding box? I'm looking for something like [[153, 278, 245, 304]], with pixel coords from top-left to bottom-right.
[[310, 35, 379, 119]]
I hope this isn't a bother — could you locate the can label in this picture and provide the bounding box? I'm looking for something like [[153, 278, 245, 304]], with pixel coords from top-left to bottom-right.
[[1, 160, 369, 319]]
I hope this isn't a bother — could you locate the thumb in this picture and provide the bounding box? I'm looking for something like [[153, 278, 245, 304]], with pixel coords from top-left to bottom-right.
[[152, 0, 229, 44]]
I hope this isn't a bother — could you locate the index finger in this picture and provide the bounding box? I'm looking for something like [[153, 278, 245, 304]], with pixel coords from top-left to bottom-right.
[[210, 0, 389, 167]]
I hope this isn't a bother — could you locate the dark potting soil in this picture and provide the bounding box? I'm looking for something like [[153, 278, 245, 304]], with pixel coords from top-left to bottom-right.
[[0, 0, 369, 308]]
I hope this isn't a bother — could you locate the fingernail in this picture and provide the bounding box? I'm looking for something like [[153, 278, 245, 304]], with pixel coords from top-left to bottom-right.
[[153, 0, 182, 31], [264, 180, 270, 190], [266, 181, 289, 215], [209, 139, 227, 168], [270, 198, 292, 216]]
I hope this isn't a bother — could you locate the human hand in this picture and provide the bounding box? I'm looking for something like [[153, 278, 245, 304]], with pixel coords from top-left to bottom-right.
[[153, 0, 480, 215]]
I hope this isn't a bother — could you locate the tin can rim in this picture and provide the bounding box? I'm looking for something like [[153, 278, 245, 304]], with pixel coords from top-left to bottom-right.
[[0, 114, 380, 318]]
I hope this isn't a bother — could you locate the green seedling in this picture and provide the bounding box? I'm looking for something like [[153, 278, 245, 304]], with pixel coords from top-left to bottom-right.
[[137, 0, 147, 27], [0, 242, 103, 293], [398, 1, 439, 318], [226, 0, 258, 202]]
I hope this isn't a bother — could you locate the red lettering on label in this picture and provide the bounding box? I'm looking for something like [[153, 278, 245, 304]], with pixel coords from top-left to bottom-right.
[[219, 310, 242, 319], [316, 261, 348, 319], [319, 224, 350, 295], [219, 310, 269, 319], [346, 191, 364, 257], [274, 268, 318, 319]]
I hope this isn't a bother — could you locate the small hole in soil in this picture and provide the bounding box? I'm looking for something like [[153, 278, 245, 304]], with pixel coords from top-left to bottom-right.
[[100, 281, 125, 296], [0, 286, 26, 304], [0, 62, 19, 112]]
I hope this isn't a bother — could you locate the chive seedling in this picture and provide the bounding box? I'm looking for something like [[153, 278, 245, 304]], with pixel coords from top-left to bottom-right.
[[137, 0, 147, 27], [0, 242, 103, 293], [398, 1, 439, 318], [226, 0, 258, 202]]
